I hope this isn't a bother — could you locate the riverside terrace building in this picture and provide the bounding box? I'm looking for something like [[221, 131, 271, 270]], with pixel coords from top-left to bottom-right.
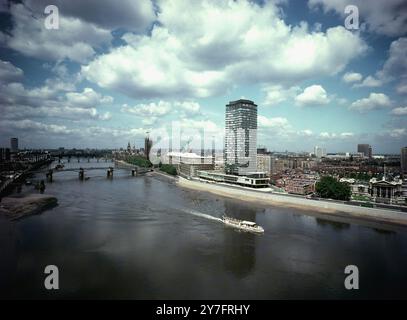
[[274, 173, 318, 195], [224, 99, 257, 176], [196, 170, 269, 188]]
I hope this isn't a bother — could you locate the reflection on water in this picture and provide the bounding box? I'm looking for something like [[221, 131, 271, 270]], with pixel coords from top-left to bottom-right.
[[372, 228, 396, 235], [223, 202, 257, 278], [315, 218, 351, 231], [1, 160, 407, 299]]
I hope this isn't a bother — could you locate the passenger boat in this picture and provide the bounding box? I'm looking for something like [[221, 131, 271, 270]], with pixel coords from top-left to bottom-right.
[[222, 216, 264, 233]]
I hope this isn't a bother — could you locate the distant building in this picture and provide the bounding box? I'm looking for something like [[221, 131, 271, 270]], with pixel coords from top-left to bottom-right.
[[0, 148, 11, 162], [314, 146, 326, 158], [224, 99, 257, 175], [401, 147, 407, 176], [144, 135, 153, 161], [10, 137, 18, 152], [257, 147, 268, 155], [357, 144, 372, 158]]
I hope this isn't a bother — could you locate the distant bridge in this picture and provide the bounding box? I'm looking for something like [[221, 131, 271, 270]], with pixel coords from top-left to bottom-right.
[[33, 162, 151, 182]]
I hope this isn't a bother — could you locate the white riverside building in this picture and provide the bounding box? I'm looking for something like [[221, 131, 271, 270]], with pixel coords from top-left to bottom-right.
[[196, 170, 269, 188], [224, 99, 257, 175]]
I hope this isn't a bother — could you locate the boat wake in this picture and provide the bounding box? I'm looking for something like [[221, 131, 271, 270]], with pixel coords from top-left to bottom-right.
[[180, 208, 264, 234], [182, 208, 222, 222]]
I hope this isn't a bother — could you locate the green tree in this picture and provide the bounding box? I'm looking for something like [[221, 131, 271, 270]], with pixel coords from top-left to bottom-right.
[[316, 176, 351, 201], [126, 155, 152, 168], [160, 164, 177, 176]]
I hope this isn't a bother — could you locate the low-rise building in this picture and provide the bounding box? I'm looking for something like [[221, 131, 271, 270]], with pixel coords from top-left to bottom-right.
[[256, 154, 272, 176]]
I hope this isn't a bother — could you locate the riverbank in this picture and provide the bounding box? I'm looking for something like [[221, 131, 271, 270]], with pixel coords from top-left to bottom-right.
[[0, 194, 58, 221], [177, 177, 407, 226], [151, 169, 178, 181]]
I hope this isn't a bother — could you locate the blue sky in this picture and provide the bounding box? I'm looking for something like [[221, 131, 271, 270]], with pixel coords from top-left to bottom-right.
[[0, 0, 406, 154]]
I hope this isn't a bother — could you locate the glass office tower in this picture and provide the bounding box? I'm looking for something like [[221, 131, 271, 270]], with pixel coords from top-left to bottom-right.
[[224, 99, 257, 175]]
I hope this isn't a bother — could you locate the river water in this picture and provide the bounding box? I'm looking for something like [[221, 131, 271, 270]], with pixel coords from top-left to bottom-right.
[[1, 160, 406, 299]]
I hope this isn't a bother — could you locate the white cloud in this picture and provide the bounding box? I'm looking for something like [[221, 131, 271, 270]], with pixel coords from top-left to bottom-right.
[[353, 38, 407, 89], [342, 72, 362, 83], [2, 105, 112, 121], [0, 59, 23, 82], [262, 85, 300, 106], [318, 132, 354, 139], [179, 119, 221, 133], [353, 75, 383, 88], [258, 115, 293, 138], [388, 128, 407, 138], [340, 132, 354, 138], [295, 85, 330, 106], [176, 101, 201, 116], [23, 0, 155, 32], [396, 83, 407, 95], [309, 0, 407, 37], [0, 75, 113, 122], [1, 4, 113, 63], [319, 132, 333, 139], [349, 93, 392, 112], [378, 37, 407, 81], [66, 87, 113, 108], [82, 0, 367, 99], [121, 100, 202, 122], [258, 115, 290, 129], [122, 101, 172, 117], [0, 119, 73, 134], [298, 129, 313, 137], [390, 106, 407, 116]]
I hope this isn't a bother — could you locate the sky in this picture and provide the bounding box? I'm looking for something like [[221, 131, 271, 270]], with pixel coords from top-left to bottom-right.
[[0, 0, 406, 154]]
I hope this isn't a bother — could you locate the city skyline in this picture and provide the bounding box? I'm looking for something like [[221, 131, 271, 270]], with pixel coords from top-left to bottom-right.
[[0, 0, 406, 153]]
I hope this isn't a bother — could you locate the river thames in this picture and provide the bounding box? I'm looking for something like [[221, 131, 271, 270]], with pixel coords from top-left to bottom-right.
[[1, 161, 407, 299]]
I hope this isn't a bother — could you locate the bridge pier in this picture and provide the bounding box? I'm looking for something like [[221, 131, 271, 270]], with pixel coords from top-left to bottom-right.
[[79, 168, 84, 181], [107, 167, 114, 179], [46, 169, 53, 183]]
